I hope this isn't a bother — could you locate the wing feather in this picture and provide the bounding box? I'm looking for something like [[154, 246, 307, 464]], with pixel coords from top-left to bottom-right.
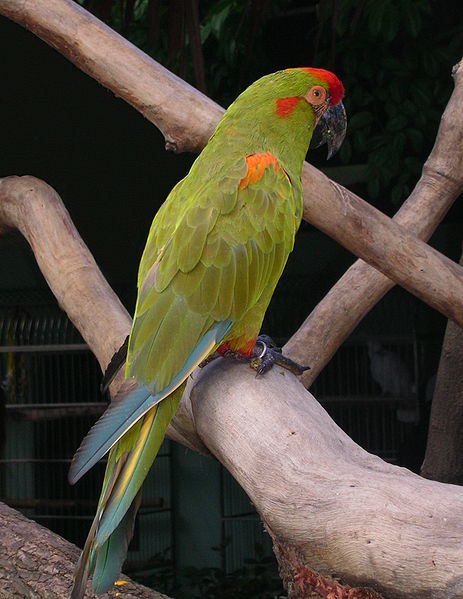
[[71, 152, 300, 487], [128, 151, 299, 385], [69, 319, 232, 484], [95, 388, 181, 546]]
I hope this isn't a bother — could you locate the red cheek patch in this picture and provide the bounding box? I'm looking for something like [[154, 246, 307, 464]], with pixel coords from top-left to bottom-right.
[[276, 96, 300, 118]]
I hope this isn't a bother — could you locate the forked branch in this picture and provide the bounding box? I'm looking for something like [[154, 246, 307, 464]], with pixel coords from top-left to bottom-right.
[[1, 175, 463, 598]]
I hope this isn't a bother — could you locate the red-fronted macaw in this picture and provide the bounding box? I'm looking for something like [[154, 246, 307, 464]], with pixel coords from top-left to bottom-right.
[[69, 67, 346, 597]]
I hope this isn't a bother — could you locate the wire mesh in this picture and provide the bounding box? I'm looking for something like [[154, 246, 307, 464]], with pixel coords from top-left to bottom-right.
[[0, 297, 173, 582], [220, 467, 273, 575], [311, 334, 425, 462]]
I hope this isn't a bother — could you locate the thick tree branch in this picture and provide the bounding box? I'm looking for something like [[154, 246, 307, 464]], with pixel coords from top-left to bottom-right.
[[0, 176, 130, 373], [192, 361, 463, 599], [1, 0, 463, 332], [286, 59, 463, 385], [2, 176, 463, 597], [421, 246, 463, 483], [0, 501, 166, 598], [0, 0, 222, 155], [0, 176, 204, 455]]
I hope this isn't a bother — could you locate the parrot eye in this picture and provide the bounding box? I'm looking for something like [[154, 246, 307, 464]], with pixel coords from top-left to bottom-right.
[[305, 85, 327, 106]]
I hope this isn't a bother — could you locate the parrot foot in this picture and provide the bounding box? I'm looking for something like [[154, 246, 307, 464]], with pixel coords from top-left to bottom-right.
[[199, 336, 309, 376], [250, 335, 310, 376]]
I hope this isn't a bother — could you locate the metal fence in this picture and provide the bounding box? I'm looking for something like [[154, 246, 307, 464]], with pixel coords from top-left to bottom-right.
[[0, 299, 174, 583]]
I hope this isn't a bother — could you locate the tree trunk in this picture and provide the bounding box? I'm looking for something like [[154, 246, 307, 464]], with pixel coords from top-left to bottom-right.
[[0, 501, 167, 598], [2, 176, 463, 598], [421, 246, 463, 483]]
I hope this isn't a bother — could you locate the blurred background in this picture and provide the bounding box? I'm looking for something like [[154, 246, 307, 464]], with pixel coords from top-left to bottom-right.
[[1, 1, 462, 596]]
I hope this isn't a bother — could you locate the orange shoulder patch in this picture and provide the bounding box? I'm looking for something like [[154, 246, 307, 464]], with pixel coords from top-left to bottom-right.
[[238, 152, 285, 190]]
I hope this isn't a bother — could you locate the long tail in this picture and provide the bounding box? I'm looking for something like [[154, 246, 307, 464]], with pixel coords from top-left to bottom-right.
[[69, 321, 232, 486], [71, 387, 182, 598]]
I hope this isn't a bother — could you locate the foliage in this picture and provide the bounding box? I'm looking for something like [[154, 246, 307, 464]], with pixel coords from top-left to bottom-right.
[[199, 0, 290, 104], [315, 0, 462, 203], [77, 0, 288, 103], [77, 0, 462, 207]]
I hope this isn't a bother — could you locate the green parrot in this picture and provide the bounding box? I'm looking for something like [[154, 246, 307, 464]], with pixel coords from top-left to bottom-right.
[[69, 67, 346, 597]]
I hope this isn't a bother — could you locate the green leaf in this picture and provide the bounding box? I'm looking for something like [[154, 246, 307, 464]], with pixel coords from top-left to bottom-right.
[[407, 128, 423, 153], [368, 174, 380, 199], [401, 99, 417, 117], [387, 115, 408, 132], [200, 22, 212, 44], [382, 2, 400, 42], [209, 3, 233, 38], [404, 2, 424, 37], [413, 82, 431, 107], [367, 0, 388, 37], [349, 111, 374, 131], [366, 134, 386, 152]]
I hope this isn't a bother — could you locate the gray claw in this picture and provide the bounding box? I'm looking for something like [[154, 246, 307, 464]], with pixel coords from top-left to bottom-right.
[[250, 337, 310, 376]]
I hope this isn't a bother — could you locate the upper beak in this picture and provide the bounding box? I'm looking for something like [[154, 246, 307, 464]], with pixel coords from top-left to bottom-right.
[[309, 101, 347, 160]]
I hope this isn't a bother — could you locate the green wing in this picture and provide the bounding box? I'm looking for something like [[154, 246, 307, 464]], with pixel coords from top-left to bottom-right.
[[127, 151, 301, 388], [70, 151, 301, 488]]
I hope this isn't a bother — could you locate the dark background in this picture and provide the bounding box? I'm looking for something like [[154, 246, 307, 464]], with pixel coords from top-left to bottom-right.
[[1, 1, 462, 597]]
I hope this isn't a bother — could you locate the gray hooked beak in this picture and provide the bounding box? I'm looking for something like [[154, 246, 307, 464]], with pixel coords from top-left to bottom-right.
[[309, 101, 347, 160]]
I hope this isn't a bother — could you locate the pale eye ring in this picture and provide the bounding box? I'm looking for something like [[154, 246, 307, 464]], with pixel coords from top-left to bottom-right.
[[306, 85, 327, 106]]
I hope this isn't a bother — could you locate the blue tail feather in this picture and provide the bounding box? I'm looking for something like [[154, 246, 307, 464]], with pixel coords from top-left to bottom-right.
[[69, 319, 232, 485], [91, 491, 142, 594]]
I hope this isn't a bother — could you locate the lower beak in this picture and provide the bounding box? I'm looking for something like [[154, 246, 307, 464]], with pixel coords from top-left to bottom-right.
[[309, 101, 347, 160]]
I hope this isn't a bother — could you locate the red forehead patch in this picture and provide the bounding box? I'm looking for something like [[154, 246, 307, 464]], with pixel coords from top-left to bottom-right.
[[300, 67, 344, 105]]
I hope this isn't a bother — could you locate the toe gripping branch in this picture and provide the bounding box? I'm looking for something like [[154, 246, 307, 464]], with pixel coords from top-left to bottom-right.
[[200, 335, 310, 376], [249, 335, 310, 376]]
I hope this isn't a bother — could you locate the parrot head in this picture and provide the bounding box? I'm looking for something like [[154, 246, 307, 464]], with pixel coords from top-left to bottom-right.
[[220, 67, 346, 165], [278, 67, 347, 160]]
